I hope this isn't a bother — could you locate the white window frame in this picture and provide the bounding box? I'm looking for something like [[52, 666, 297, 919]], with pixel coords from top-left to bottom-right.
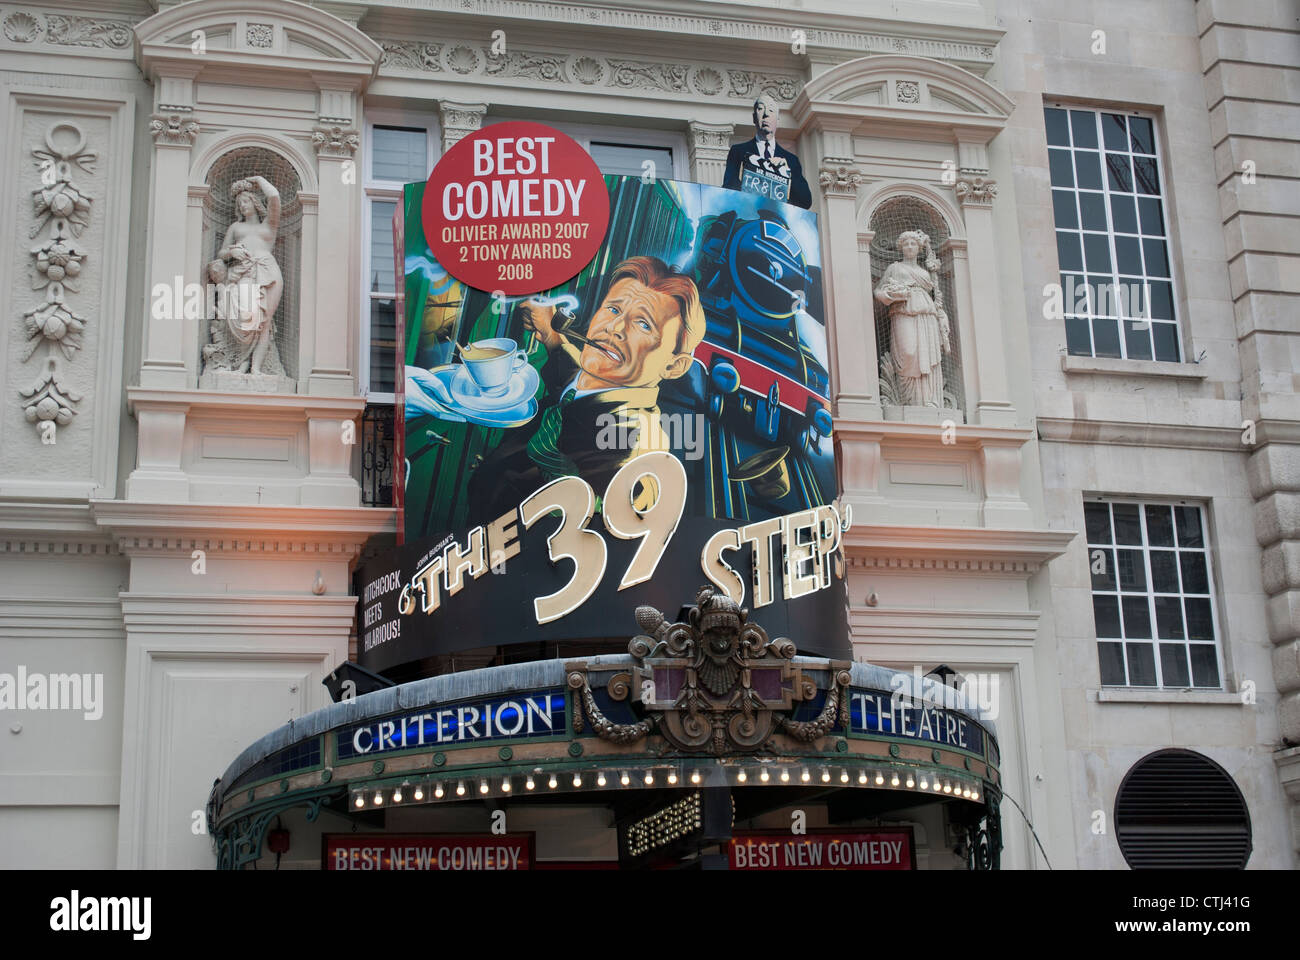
[[1084, 497, 1226, 691], [1045, 102, 1185, 363], [481, 116, 689, 181], [360, 109, 440, 402]]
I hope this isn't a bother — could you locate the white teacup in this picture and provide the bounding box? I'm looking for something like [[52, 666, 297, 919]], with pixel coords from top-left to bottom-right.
[[461, 338, 528, 396]]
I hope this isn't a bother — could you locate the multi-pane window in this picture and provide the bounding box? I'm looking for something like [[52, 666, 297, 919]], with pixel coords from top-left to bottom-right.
[[1045, 107, 1179, 362], [1085, 500, 1222, 689], [364, 123, 435, 399]]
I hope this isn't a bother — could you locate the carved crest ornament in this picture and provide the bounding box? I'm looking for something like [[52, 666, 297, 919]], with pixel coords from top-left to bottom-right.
[[569, 586, 851, 755]]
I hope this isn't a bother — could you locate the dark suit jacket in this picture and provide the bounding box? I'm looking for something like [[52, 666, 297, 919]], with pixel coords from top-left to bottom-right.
[[468, 349, 662, 520], [722, 139, 812, 209]]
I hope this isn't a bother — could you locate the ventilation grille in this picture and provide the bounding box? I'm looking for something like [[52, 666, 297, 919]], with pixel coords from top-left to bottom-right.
[[1115, 750, 1251, 869]]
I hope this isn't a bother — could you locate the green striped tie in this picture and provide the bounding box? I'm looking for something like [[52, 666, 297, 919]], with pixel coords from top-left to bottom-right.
[[526, 388, 578, 479]]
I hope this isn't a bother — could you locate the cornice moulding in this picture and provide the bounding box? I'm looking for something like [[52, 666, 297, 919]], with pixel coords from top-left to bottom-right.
[[0, 501, 118, 552], [843, 523, 1077, 570], [848, 606, 1041, 643], [1036, 417, 1248, 452], [92, 500, 396, 544], [126, 386, 367, 419], [834, 420, 1034, 446]]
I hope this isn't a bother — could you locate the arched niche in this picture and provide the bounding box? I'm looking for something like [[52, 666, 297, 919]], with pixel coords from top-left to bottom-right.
[[199, 147, 304, 388], [867, 195, 965, 417]]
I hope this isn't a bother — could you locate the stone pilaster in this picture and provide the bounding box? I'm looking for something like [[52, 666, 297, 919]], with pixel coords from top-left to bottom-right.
[[309, 126, 360, 396], [688, 121, 734, 186], [953, 173, 1015, 427], [816, 159, 878, 423], [139, 110, 199, 390]]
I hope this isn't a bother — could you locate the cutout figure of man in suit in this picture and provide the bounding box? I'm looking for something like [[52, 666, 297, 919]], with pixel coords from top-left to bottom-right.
[[723, 95, 812, 209]]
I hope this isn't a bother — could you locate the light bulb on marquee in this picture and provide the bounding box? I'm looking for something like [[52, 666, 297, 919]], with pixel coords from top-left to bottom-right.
[[840, 770, 849, 784], [354, 794, 365, 809], [373, 791, 383, 806], [875, 772, 884, 785], [690, 770, 701, 785], [906, 775, 915, 788], [573, 773, 582, 788], [800, 769, 810, 783], [479, 780, 489, 795], [548, 775, 558, 789], [597, 772, 607, 787], [620, 771, 631, 787], [456, 782, 466, 797], [737, 770, 748, 783], [434, 783, 444, 799], [501, 778, 511, 792], [525, 776, 535, 791], [413, 785, 424, 801], [891, 773, 900, 787], [760, 769, 770, 783]]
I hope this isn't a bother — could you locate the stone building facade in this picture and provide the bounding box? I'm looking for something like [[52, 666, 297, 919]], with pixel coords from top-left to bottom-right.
[[0, 0, 1294, 868]]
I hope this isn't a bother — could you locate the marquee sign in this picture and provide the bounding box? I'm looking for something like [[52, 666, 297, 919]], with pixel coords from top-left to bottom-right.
[[324, 834, 533, 871], [729, 828, 915, 870], [359, 127, 849, 674], [337, 690, 565, 760]]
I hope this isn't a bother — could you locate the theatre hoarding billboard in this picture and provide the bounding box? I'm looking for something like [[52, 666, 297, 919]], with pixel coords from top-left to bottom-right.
[[358, 123, 850, 675]]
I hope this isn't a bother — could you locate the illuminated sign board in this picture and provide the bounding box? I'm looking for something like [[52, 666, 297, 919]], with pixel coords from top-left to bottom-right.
[[729, 828, 915, 870], [359, 124, 848, 673], [324, 834, 533, 871], [337, 690, 565, 759], [848, 690, 985, 755]]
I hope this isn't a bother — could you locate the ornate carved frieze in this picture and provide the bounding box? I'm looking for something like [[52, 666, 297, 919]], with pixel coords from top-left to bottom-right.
[[569, 586, 850, 756], [149, 113, 199, 147], [897, 80, 920, 103], [818, 159, 866, 198], [954, 175, 998, 206], [485, 49, 565, 83], [378, 40, 442, 72], [311, 125, 360, 158], [378, 39, 803, 104], [45, 13, 132, 48]]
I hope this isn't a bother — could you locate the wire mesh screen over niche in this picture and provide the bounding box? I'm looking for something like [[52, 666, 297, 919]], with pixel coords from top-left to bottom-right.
[[869, 196, 964, 418], [202, 147, 303, 383]]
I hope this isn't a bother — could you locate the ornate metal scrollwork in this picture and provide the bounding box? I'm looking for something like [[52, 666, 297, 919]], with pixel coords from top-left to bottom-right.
[[573, 587, 845, 756], [568, 670, 658, 744], [779, 669, 851, 742]]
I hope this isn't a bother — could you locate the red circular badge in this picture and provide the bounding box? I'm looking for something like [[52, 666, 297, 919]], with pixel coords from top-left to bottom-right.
[[422, 121, 610, 294]]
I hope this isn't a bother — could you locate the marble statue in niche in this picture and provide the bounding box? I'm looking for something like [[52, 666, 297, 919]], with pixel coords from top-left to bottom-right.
[[874, 229, 950, 408], [200, 175, 293, 390]]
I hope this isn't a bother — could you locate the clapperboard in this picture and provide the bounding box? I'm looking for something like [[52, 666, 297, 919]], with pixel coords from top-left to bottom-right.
[[740, 166, 790, 203]]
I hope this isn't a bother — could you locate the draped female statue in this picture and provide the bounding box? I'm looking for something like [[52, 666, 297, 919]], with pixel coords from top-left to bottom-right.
[[204, 175, 284, 377], [874, 229, 950, 408]]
